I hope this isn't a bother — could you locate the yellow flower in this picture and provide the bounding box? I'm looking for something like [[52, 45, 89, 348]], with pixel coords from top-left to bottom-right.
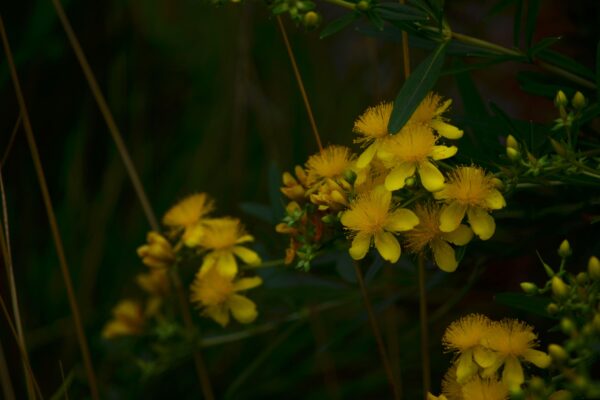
[[461, 376, 509, 400], [102, 300, 145, 339], [162, 193, 215, 246], [136, 269, 170, 316], [443, 314, 494, 384], [305, 145, 355, 187], [190, 266, 262, 327], [482, 319, 551, 389], [309, 178, 351, 211], [408, 92, 463, 140], [404, 203, 473, 272], [378, 124, 457, 192], [196, 218, 261, 277], [441, 365, 463, 400], [136, 231, 175, 269], [427, 394, 449, 400], [281, 166, 309, 202], [353, 102, 395, 169], [341, 186, 419, 263], [434, 166, 506, 240]]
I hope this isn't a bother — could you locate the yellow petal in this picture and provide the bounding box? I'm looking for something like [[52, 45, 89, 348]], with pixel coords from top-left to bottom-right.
[[384, 208, 420, 232], [340, 209, 362, 230], [431, 120, 463, 139], [473, 346, 498, 368], [356, 143, 378, 169], [502, 356, 524, 389], [384, 163, 416, 191], [374, 231, 401, 263], [485, 189, 506, 210], [205, 305, 230, 327], [523, 349, 551, 368], [216, 252, 238, 277], [228, 294, 258, 324], [441, 224, 473, 246], [183, 223, 205, 247], [233, 276, 263, 292], [418, 161, 445, 192], [430, 145, 457, 160], [431, 239, 457, 272], [467, 208, 496, 240], [236, 234, 255, 244], [456, 350, 478, 384], [439, 202, 467, 232], [199, 255, 217, 277], [349, 233, 371, 260], [233, 246, 261, 265]]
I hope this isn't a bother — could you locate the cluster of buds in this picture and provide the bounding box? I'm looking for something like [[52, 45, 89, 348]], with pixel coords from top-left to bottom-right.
[[270, 0, 322, 28], [553, 90, 586, 132], [520, 240, 600, 399]]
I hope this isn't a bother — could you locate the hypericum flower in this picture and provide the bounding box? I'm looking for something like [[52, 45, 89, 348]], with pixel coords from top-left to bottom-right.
[[196, 218, 261, 277], [461, 377, 508, 400], [408, 92, 463, 140], [305, 145, 355, 188], [434, 166, 506, 240], [102, 300, 145, 339], [443, 314, 494, 384], [136, 269, 170, 316], [190, 266, 262, 327], [136, 231, 175, 269], [309, 177, 351, 211], [378, 124, 457, 192], [482, 319, 551, 389], [404, 203, 473, 272], [353, 102, 394, 169], [427, 394, 448, 400], [281, 166, 309, 202], [441, 365, 463, 400], [162, 193, 215, 246], [341, 186, 419, 263]]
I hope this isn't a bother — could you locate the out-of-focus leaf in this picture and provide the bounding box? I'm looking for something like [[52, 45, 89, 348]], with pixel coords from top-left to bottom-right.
[[376, 2, 428, 19], [268, 162, 285, 221], [528, 36, 561, 59], [596, 40, 600, 100], [580, 102, 600, 125], [239, 202, 274, 224], [524, 0, 540, 49], [513, 0, 523, 47], [388, 41, 447, 133], [408, 0, 435, 19], [365, 255, 385, 284], [335, 251, 357, 283], [441, 56, 516, 76], [517, 71, 575, 99], [366, 9, 385, 31], [49, 368, 75, 400], [320, 12, 359, 39], [494, 292, 554, 319], [537, 49, 595, 81]]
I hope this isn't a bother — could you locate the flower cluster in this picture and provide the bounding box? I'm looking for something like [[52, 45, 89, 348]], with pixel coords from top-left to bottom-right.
[[277, 92, 506, 272], [430, 313, 551, 399], [103, 193, 264, 338]]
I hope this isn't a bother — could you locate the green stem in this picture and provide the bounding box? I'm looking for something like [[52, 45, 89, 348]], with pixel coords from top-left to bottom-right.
[[322, 0, 356, 10]]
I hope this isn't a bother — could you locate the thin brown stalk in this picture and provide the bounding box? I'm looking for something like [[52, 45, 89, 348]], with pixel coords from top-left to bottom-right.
[[0, 14, 98, 400], [353, 262, 401, 400], [417, 253, 430, 398], [0, 339, 16, 400], [1, 114, 21, 168], [276, 16, 323, 152], [399, 0, 410, 79], [59, 361, 69, 400], [48, 1, 216, 396]]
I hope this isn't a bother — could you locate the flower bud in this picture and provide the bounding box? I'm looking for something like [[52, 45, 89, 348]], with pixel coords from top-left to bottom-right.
[[593, 313, 600, 332], [520, 282, 538, 294], [572, 91, 586, 110], [558, 239, 572, 258], [506, 135, 519, 149], [576, 272, 588, 285], [405, 177, 416, 187], [588, 256, 600, 280], [506, 147, 520, 161], [528, 376, 545, 391], [552, 276, 570, 299], [560, 318, 576, 335], [550, 138, 567, 157], [548, 344, 569, 363], [547, 303, 559, 315], [303, 11, 321, 29], [356, 0, 370, 10], [555, 90, 568, 107]]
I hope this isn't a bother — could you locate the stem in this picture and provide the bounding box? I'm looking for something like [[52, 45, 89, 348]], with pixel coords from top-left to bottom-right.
[[399, 0, 411, 80], [322, 0, 356, 10], [353, 262, 401, 400], [276, 16, 324, 152], [0, 14, 99, 400], [417, 253, 430, 399]]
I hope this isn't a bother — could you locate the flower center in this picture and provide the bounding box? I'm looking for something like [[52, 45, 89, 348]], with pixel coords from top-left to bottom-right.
[[387, 126, 436, 164]]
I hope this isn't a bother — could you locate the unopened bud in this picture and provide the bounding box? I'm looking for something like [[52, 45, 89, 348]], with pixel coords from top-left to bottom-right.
[[547, 303, 559, 315], [506, 147, 520, 161], [550, 138, 567, 157], [529, 376, 545, 391], [555, 90, 568, 107], [405, 177, 416, 187], [558, 240, 572, 258], [303, 11, 321, 29], [506, 134, 519, 149], [593, 314, 600, 332], [560, 318, 576, 335], [321, 214, 336, 224], [520, 282, 538, 294], [548, 344, 569, 363], [356, 0, 370, 10], [527, 151, 537, 163], [576, 272, 588, 285], [552, 276, 570, 299], [491, 177, 504, 190], [588, 256, 600, 280], [572, 91, 586, 110]]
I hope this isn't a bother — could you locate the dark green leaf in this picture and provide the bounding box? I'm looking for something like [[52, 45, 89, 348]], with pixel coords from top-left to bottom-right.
[[494, 292, 554, 319], [319, 12, 359, 39], [528, 36, 561, 59], [596, 40, 600, 100], [408, 0, 435, 19], [524, 0, 540, 49], [366, 9, 385, 31], [517, 70, 575, 98], [537, 49, 595, 81], [376, 4, 429, 22], [239, 202, 274, 224], [388, 41, 447, 133], [441, 56, 516, 76]]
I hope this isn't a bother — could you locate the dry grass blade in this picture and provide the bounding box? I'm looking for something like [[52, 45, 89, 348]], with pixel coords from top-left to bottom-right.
[[1, 114, 21, 168], [0, 14, 99, 400], [0, 339, 16, 400]]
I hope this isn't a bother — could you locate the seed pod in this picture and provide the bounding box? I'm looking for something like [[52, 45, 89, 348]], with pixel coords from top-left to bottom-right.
[[520, 282, 538, 294], [558, 239, 572, 258], [572, 91, 586, 110], [552, 276, 570, 299], [548, 344, 569, 363], [555, 90, 568, 107]]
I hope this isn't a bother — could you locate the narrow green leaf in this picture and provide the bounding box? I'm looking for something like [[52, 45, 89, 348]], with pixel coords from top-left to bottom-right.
[[537, 49, 595, 80], [50, 369, 75, 400], [528, 36, 561, 59], [388, 41, 447, 133], [366, 9, 385, 31], [596, 40, 600, 100], [488, 0, 517, 16], [513, 0, 523, 47], [376, 3, 429, 22], [441, 56, 515, 76], [319, 12, 359, 39], [494, 292, 554, 319], [524, 0, 540, 49]]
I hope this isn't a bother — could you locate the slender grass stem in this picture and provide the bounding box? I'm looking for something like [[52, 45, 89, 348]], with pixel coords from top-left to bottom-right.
[[276, 16, 324, 152], [0, 14, 99, 400], [0, 339, 16, 400], [399, 0, 411, 80], [417, 253, 430, 399], [1, 114, 21, 168], [353, 262, 401, 400]]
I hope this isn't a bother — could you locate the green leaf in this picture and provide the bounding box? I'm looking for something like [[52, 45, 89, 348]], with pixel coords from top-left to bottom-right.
[[494, 292, 554, 319], [524, 0, 540, 49], [537, 49, 595, 81], [376, 3, 429, 22], [387, 41, 447, 133], [49, 368, 75, 400], [319, 12, 359, 39], [366, 9, 385, 31], [528, 36, 561, 59]]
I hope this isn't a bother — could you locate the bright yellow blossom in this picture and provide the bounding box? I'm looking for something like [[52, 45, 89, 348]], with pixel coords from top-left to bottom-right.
[[353, 102, 395, 169], [196, 218, 261, 277], [305, 145, 355, 187], [190, 266, 262, 327], [427, 394, 449, 400], [136, 269, 170, 316], [408, 92, 463, 139], [378, 124, 457, 192], [405, 203, 473, 272], [162, 193, 215, 246], [461, 376, 508, 400], [441, 365, 463, 400], [341, 186, 419, 263], [482, 319, 551, 389], [443, 314, 494, 384], [281, 166, 309, 202], [434, 166, 506, 240], [102, 299, 145, 339], [136, 231, 175, 269]]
